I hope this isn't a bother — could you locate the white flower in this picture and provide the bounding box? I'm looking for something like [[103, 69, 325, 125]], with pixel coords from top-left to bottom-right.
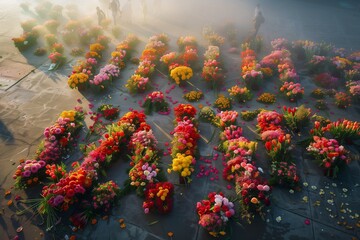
[[275, 216, 282, 223]]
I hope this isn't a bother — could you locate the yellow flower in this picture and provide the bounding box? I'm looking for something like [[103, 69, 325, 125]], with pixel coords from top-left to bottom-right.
[[170, 66, 193, 84], [60, 110, 76, 121]]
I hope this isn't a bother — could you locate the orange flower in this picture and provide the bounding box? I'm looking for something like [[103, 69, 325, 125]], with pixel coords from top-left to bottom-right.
[[7, 200, 13, 206], [167, 232, 174, 237], [69, 236, 76, 240], [250, 197, 259, 204], [91, 218, 97, 225]]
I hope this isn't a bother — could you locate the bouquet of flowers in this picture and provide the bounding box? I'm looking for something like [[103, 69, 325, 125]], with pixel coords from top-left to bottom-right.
[[214, 94, 231, 110], [215, 110, 238, 129], [270, 161, 300, 187], [235, 172, 271, 223], [68, 72, 89, 89], [322, 119, 360, 144], [307, 136, 350, 178], [45, 163, 67, 183], [183, 91, 203, 102], [174, 103, 197, 121], [334, 92, 351, 109], [202, 59, 223, 84], [125, 74, 150, 94], [168, 153, 195, 179], [12, 32, 37, 51], [135, 59, 156, 76], [264, 134, 292, 161], [177, 36, 198, 51], [48, 51, 66, 70], [313, 72, 339, 88], [142, 91, 170, 115], [228, 86, 252, 103], [307, 55, 330, 74], [129, 161, 159, 189], [13, 159, 46, 189], [170, 119, 200, 158], [271, 38, 290, 50], [142, 182, 174, 214], [282, 105, 311, 131], [257, 111, 283, 133], [91, 181, 120, 212], [196, 192, 235, 237], [280, 82, 304, 102], [90, 64, 120, 88], [202, 27, 225, 46], [256, 93, 276, 104], [170, 66, 193, 85], [199, 106, 217, 124], [160, 52, 180, 67], [97, 104, 120, 120]]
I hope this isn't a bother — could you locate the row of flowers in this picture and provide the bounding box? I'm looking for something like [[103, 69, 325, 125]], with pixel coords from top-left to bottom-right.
[[199, 107, 271, 226], [168, 104, 200, 183], [88, 34, 139, 89], [13, 110, 84, 189], [307, 119, 359, 177], [257, 109, 301, 188], [241, 48, 264, 90], [126, 34, 170, 93], [160, 36, 197, 85], [202, 45, 224, 88], [127, 121, 174, 214]]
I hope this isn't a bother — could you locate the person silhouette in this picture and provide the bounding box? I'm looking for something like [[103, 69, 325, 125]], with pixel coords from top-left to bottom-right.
[[96, 6, 106, 25], [252, 5, 264, 39], [109, 0, 121, 25]]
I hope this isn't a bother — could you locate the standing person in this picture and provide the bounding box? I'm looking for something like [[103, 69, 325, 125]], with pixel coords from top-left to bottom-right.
[[109, 0, 121, 25], [96, 6, 106, 25], [252, 5, 264, 39]]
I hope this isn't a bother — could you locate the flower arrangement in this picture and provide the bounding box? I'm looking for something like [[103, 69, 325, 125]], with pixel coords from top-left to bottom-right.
[[174, 103, 197, 121], [125, 74, 150, 94], [13, 159, 46, 189], [170, 66, 193, 85], [170, 104, 199, 183], [307, 136, 350, 178], [199, 106, 217, 124], [12, 32, 37, 51], [45, 163, 66, 183], [183, 91, 203, 102], [322, 119, 360, 144], [129, 161, 159, 188], [346, 80, 360, 102], [202, 27, 225, 46], [48, 52, 66, 70], [97, 104, 120, 121], [270, 161, 300, 187], [51, 43, 64, 54], [68, 72, 89, 89], [202, 45, 224, 87], [90, 64, 120, 88], [91, 181, 120, 212], [13, 109, 84, 189], [314, 73, 339, 88], [215, 111, 238, 130], [257, 111, 283, 133], [307, 55, 330, 74], [143, 182, 174, 214], [168, 153, 195, 178], [334, 92, 351, 109], [128, 34, 169, 93], [240, 109, 262, 121], [228, 85, 252, 103], [214, 94, 232, 110], [241, 48, 263, 90], [177, 36, 197, 51], [235, 171, 271, 223], [283, 105, 311, 131], [256, 93, 276, 104], [196, 192, 235, 237], [142, 91, 170, 115], [271, 38, 290, 50], [311, 88, 327, 99], [202, 59, 224, 86], [264, 134, 292, 161]]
